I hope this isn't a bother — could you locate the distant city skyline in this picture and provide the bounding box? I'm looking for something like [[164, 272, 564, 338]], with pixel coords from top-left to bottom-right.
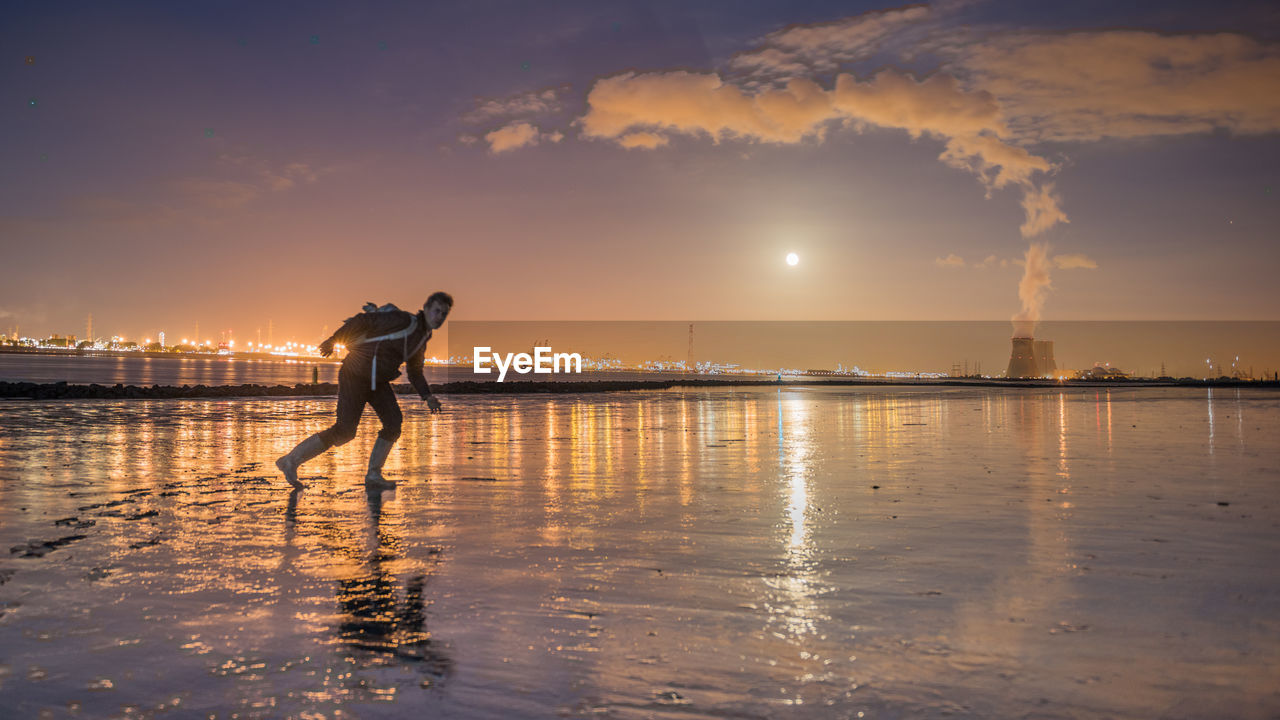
[[8, 319, 1278, 380], [3, 1, 1278, 343]]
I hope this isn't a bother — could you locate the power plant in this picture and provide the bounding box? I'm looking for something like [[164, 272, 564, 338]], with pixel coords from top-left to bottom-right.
[[1006, 337, 1038, 378], [1034, 340, 1056, 376], [1006, 336, 1057, 379]]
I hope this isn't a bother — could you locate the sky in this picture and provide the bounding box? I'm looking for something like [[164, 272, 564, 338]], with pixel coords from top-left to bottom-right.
[[2, 0, 1278, 344]]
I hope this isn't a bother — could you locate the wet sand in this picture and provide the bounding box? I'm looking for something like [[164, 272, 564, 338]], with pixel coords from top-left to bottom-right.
[[1, 386, 1278, 718]]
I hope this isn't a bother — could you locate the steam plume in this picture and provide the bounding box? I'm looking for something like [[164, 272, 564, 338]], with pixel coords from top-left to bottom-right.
[[1012, 242, 1052, 337]]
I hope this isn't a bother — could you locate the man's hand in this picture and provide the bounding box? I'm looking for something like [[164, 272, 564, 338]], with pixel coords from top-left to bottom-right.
[[426, 394, 442, 413], [318, 338, 334, 358]]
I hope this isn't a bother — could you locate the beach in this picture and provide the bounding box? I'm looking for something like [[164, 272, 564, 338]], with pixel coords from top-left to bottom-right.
[[1, 386, 1278, 718]]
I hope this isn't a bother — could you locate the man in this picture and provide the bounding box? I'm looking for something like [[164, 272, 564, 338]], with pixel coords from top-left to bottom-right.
[[276, 291, 453, 491]]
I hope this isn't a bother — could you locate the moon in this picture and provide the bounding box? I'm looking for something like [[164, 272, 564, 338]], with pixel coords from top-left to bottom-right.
[[786, 252, 799, 266]]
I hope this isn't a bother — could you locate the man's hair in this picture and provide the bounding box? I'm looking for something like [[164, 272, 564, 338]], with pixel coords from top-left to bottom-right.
[[426, 291, 454, 309]]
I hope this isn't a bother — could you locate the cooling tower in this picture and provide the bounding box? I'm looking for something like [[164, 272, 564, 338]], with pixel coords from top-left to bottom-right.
[[1006, 337, 1040, 379], [1033, 340, 1056, 376]]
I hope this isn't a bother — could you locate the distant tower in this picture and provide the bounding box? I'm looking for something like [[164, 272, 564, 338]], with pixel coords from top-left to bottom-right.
[[159, 331, 165, 348], [1033, 340, 1056, 376], [86, 313, 93, 344], [687, 323, 695, 372], [1006, 337, 1040, 379], [268, 319, 273, 346]]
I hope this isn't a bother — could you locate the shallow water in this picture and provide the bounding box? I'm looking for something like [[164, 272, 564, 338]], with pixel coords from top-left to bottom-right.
[[1, 386, 1277, 718], [0, 353, 344, 386]]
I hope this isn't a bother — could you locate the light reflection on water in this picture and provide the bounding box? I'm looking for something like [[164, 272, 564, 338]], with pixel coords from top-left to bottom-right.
[[321, 492, 452, 679], [0, 353, 345, 387], [0, 386, 1278, 718]]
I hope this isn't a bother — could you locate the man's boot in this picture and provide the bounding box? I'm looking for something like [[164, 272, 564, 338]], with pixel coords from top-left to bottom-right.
[[276, 434, 327, 490], [365, 437, 396, 490]]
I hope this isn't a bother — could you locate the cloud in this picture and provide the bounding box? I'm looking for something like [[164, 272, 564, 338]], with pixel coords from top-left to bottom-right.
[[728, 48, 811, 81], [487, 123, 540, 153], [580, 68, 1011, 146], [485, 122, 562, 153], [935, 253, 966, 267], [729, 5, 932, 78], [465, 86, 569, 124], [830, 71, 1062, 228], [1019, 182, 1068, 238], [830, 70, 1005, 138], [946, 30, 1280, 142], [580, 72, 831, 144], [582, 17, 1280, 147], [571, 11, 1280, 238], [939, 134, 1050, 192], [1053, 253, 1098, 270], [618, 131, 668, 149], [539, 6, 1280, 245], [465, 86, 572, 151], [581, 67, 1066, 234]]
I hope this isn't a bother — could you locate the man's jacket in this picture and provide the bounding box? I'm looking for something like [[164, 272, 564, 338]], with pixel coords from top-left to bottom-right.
[[323, 309, 432, 397]]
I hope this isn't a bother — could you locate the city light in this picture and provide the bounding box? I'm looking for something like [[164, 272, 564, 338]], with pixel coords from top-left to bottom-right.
[[0, 328, 1266, 381]]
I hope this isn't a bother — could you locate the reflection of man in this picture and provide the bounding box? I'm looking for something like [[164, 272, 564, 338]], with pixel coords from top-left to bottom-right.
[[285, 489, 452, 682], [276, 292, 452, 491], [336, 568, 436, 658], [334, 492, 452, 678]]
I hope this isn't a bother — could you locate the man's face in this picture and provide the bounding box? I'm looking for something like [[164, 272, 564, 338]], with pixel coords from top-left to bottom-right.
[[425, 300, 450, 329]]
